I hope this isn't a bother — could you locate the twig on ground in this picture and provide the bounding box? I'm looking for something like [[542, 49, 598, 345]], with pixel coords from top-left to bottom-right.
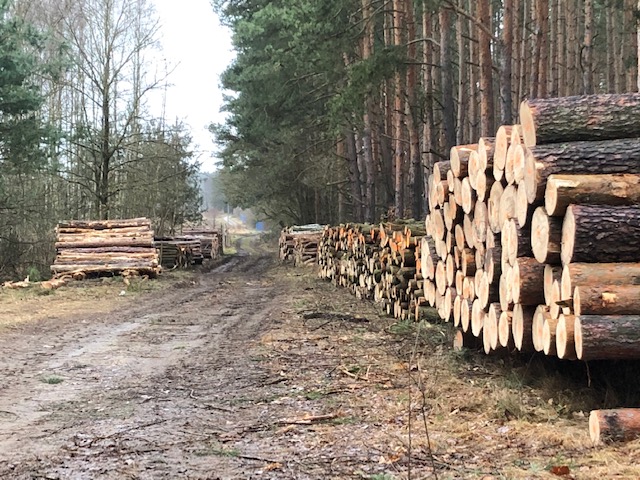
[[276, 413, 338, 425]]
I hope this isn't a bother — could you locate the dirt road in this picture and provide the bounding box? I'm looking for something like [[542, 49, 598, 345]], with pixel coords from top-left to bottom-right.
[[2, 246, 640, 479]]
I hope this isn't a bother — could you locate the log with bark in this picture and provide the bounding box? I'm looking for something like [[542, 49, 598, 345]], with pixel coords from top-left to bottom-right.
[[561, 205, 640, 265], [590, 408, 640, 445], [519, 93, 640, 146]]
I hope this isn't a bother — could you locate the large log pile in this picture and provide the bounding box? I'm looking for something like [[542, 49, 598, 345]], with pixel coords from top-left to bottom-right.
[[416, 93, 640, 359], [315, 94, 640, 360], [51, 218, 160, 277], [155, 237, 203, 268], [279, 224, 324, 266], [313, 93, 640, 444]]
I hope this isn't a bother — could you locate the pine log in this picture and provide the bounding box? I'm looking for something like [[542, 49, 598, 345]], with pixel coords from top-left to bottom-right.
[[574, 284, 640, 316], [590, 408, 640, 445], [575, 315, 640, 361], [450, 144, 477, 178], [493, 125, 521, 181], [453, 328, 483, 351], [531, 207, 562, 264], [511, 303, 535, 351], [461, 177, 476, 214], [477, 136, 495, 171], [473, 201, 489, 246], [460, 298, 473, 332], [523, 138, 640, 204], [561, 205, 640, 265], [532, 305, 552, 352], [505, 143, 526, 185], [545, 173, 640, 216], [515, 181, 534, 228], [483, 309, 499, 354], [498, 184, 517, 228], [544, 265, 562, 307], [561, 263, 640, 300], [475, 167, 494, 202], [519, 93, 640, 147], [555, 313, 577, 360], [542, 316, 559, 356], [498, 310, 514, 348], [502, 219, 533, 266], [511, 257, 545, 306], [488, 181, 505, 233], [471, 298, 485, 337]]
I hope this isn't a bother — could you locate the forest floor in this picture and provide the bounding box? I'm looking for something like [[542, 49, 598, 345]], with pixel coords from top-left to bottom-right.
[[1, 235, 640, 480]]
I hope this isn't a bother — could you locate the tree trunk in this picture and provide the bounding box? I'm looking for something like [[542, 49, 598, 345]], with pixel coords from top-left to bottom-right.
[[500, 0, 513, 124], [478, 0, 494, 137], [582, 0, 593, 94], [574, 284, 640, 316], [561, 262, 640, 300], [393, 0, 405, 219], [440, 6, 456, 150]]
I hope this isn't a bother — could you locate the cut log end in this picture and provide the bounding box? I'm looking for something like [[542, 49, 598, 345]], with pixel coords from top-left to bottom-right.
[[590, 409, 640, 445], [519, 101, 536, 147], [561, 206, 577, 266]]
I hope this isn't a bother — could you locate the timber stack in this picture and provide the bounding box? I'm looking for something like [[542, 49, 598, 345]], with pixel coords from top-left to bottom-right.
[[279, 224, 324, 265], [317, 93, 640, 361], [51, 217, 159, 278], [317, 221, 438, 322], [182, 228, 224, 260], [155, 237, 203, 268], [425, 92, 640, 359]]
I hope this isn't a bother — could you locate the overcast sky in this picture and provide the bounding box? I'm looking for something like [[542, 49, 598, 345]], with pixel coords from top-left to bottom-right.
[[150, 0, 235, 172]]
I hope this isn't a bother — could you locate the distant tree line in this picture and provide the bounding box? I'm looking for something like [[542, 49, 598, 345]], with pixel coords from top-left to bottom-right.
[[212, 0, 640, 226], [0, 0, 202, 281]]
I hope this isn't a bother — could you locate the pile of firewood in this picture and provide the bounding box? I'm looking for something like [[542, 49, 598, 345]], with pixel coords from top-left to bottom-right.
[[279, 225, 324, 265], [51, 218, 159, 278], [424, 93, 640, 359]]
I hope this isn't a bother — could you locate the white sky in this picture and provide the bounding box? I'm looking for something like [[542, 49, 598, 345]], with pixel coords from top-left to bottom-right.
[[150, 0, 235, 172]]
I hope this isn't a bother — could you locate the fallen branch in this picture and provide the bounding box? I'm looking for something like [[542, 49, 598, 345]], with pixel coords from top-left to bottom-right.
[[276, 413, 338, 425]]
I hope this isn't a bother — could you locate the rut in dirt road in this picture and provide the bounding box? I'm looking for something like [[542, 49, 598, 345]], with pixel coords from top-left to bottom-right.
[[0, 253, 286, 479]]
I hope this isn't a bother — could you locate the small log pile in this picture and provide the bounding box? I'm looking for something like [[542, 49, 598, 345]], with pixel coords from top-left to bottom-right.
[[51, 218, 159, 277], [279, 224, 324, 265], [317, 221, 438, 322], [155, 237, 203, 268], [182, 228, 224, 260]]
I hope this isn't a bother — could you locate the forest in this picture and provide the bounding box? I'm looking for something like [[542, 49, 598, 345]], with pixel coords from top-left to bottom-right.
[[0, 0, 202, 281], [213, 0, 640, 225]]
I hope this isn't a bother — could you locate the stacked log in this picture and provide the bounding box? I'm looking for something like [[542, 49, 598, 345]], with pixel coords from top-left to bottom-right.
[[315, 94, 640, 362], [155, 237, 203, 268], [279, 224, 325, 264], [182, 228, 224, 259], [317, 221, 438, 321], [51, 218, 159, 277], [423, 93, 640, 357]]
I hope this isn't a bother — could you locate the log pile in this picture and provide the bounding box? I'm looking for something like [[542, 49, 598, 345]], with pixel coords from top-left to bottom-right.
[[279, 224, 325, 265], [426, 92, 640, 358], [155, 237, 204, 268], [317, 93, 640, 361], [317, 221, 438, 322], [51, 218, 160, 277], [182, 228, 224, 260]]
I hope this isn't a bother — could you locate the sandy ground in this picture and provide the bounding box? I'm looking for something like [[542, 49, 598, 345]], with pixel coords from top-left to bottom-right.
[[1, 243, 640, 479]]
